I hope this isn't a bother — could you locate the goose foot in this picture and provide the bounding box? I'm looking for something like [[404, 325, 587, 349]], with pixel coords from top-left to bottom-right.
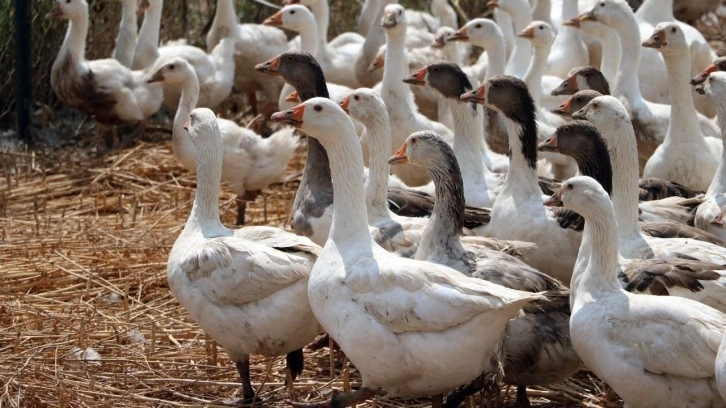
[[286, 349, 304, 382], [288, 387, 377, 408], [236, 198, 247, 225], [514, 386, 531, 408], [235, 358, 263, 405], [444, 372, 497, 408]]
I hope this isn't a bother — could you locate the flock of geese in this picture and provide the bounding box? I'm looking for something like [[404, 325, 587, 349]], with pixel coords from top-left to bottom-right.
[[48, 0, 726, 406]]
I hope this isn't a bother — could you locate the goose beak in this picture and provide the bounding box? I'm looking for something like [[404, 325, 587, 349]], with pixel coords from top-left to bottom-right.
[[551, 97, 573, 116], [368, 54, 384, 73], [544, 187, 564, 207], [551, 75, 577, 96], [147, 69, 165, 84], [694, 82, 707, 95], [710, 212, 725, 227], [563, 16, 580, 28], [403, 67, 428, 86], [449, 27, 469, 42], [263, 11, 284, 26], [431, 36, 446, 49], [642, 29, 666, 49], [381, 11, 398, 28], [460, 84, 486, 104], [285, 91, 300, 103], [137, 0, 150, 15], [485, 0, 499, 10], [340, 95, 351, 113], [537, 134, 559, 152], [691, 64, 717, 86], [183, 120, 190, 131], [572, 107, 588, 120], [254, 56, 281, 76], [578, 10, 596, 22], [271, 104, 305, 128], [388, 143, 409, 165], [46, 2, 64, 18], [518, 25, 535, 39]]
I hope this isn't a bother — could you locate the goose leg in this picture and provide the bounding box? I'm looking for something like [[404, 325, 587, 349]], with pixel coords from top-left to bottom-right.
[[236, 197, 247, 225], [289, 387, 377, 408], [514, 386, 531, 408], [432, 394, 444, 408], [235, 358, 257, 403], [444, 372, 492, 408], [286, 348, 304, 381]]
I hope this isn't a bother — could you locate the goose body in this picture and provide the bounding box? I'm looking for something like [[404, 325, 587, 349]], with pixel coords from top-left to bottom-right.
[[111, 0, 137, 67]]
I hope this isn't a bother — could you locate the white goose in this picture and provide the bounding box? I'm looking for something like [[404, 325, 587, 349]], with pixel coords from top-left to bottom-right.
[[168, 107, 321, 404], [284, 0, 364, 48], [545, 0, 589, 79], [111, 0, 137, 67], [272, 97, 542, 407], [641, 23, 721, 192], [148, 58, 298, 226], [552, 176, 726, 408], [381, 3, 453, 187], [560, 17, 619, 90], [461, 76, 581, 282], [492, 0, 533, 79], [48, 0, 163, 147], [518, 21, 567, 114], [695, 72, 726, 240], [719, 333, 726, 403]]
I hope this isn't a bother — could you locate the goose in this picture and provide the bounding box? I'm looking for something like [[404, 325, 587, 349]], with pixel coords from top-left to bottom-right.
[[641, 23, 721, 192], [719, 333, 726, 403], [380, 3, 454, 187], [545, 0, 589, 79], [551, 66, 610, 98], [272, 97, 543, 407], [460, 76, 581, 282], [489, 0, 534, 79], [694, 72, 726, 240], [206, 0, 289, 116], [634, 0, 718, 117], [111, 0, 137, 67], [47, 0, 163, 148], [167, 108, 321, 404], [355, 0, 387, 88], [572, 95, 726, 266], [284, 0, 365, 49], [539, 120, 726, 246], [148, 58, 298, 226], [576, 3, 721, 167], [549, 175, 726, 408], [692, 56, 726, 85], [389, 131, 581, 408], [132, 0, 236, 110], [517, 21, 567, 114], [560, 16, 620, 86]]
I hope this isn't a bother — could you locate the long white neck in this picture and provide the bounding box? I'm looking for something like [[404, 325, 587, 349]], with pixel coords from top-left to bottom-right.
[[293, 16, 322, 58], [573, 200, 622, 306], [598, 119, 642, 244], [172, 72, 200, 172], [661, 47, 706, 146], [324, 121, 374, 252], [112, 0, 138, 67], [504, 8, 533, 78], [532, 0, 552, 25], [582, 22, 620, 85], [609, 9, 645, 105], [132, 0, 162, 69], [706, 100, 726, 195], [448, 99, 490, 204], [181, 135, 227, 239], [309, 0, 330, 46], [480, 35, 507, 80], [55, 11, 89, 72], [523, 40, 551, 104], [382, 27, 416, 111], [358, 0, 380, 36], [635, 0, 674, 24], [209, 0, 238, 49], [494, 9, 514, 59], [359, 108, 393, 223]]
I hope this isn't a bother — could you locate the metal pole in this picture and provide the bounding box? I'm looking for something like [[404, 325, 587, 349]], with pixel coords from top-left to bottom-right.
[[14, 0, 33, 147]]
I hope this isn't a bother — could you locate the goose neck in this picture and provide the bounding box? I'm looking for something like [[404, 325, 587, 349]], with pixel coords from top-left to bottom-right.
[[523, 42, 551, 104], [295, 17, 322, 58], [183, 140, 226, 236], [504, 8, 532, 78], [113, 0, 138, 65], [309, 0, 330, 47], [361, 3, 387, 59], [213, 0, 238, 34], [133, 0, 162, 69], [58, 11, 89, 67], [662, 50, 705, 145], [501, 117, 542, 197], [609, 12, 644, 103], [448, 100, 489, 198], [706, 108, 726, 196], [382, 29, 414, 108], [360, 110, 393, 222], [575, 203, 622, 300], [597, 25, 620, 85], [324, 123, 374, 250], [635, 0, 674, 23], [561, 0, 579, 20], [482, 35, 506, 79], [172, 72, 200, 171]]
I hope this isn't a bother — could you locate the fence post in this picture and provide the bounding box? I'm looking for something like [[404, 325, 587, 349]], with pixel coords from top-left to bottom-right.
[[14, 0, 33, 148]]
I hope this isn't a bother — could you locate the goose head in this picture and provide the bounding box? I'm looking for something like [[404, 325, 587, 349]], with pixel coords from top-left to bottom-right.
[[340, 88, 386, 123], [578, 0, 629, 27], [255, 50, 329, 100], [431, 26, 456, 49], [642, 22, 687, 55], [710, 205, 726, 228], [572, 94, 630, 129], [552, 66, 610, 96], [450, 18, 502, 48], [546, 176, 610, 218], [147, 57, 195, 85], [389, 131, 459, 178], [187, 108, 224, 164], [46, 0, 87, 19], [381, 4, 407, 33], [691, 56, 726, 85], [263, 4, 315, 32], [137, 0, 150, 15], [552, 90, 603, 117], [694, 72, 726, 113], [404, 62, 473, 100], [272, 98, 356, 145], [518, 20, 556, 47], [460, 75, 534, 122], [367, 45, 386, 73]]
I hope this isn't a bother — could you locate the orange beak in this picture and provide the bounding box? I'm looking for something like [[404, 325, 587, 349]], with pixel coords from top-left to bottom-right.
[[518, 25, 535, 39], [551, 75, 578, 96], [46, 2, 63, 18], [263, 11, 284, 26], [543, 186, 565, 207], [183, 120, 190, 131], [340, 95, 351, 113], [711, 211, 725, 227], [537, 133, 559, 152], [254, 56, 281, 76], [552, 97, 573, 116], [578, 10, 596, 22], [147, 68, 165, 84], [403, 67, 428, 86], [367, 54, 384, 73], [271, 104, 305, 128], [285, 90, 300, 103], [563, 16, 580, 28], [642, 29, 667, 48], [388, 142, 409, 165], [449, 27, 469, 42], [460, 84, 487, 104], [691, 63, 717, 86]]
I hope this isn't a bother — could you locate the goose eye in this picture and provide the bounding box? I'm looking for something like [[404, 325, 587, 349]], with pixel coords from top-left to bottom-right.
[[290, 10, 295, 14], [66, 0, 71, 3], [314, 105, 322, 112], [286, 56, 293, 62], [670, 27, 676, 33], [475, 23, 481, 28], [398, 10, 402, 15], [169, 64, 175, 70], [539, 25, 544, 30], [353, 95, 360, 101], [567, 183, 574, 190], [411, 137, 418, 144], [599, 2, 604, 6]]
